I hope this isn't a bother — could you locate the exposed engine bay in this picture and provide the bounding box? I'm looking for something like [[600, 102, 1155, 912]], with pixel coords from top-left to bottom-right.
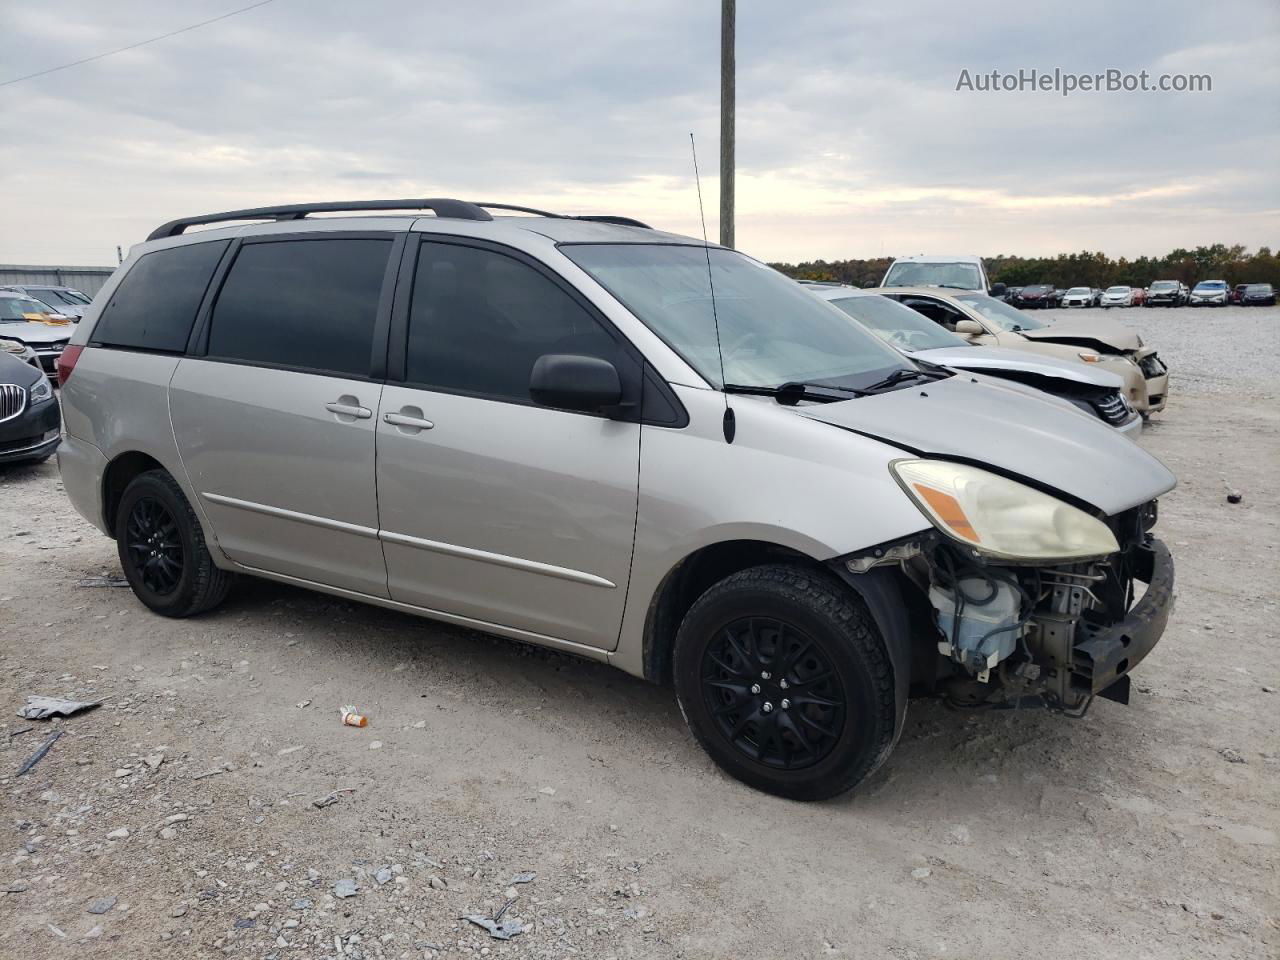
[[846, 500, 1173, 714]]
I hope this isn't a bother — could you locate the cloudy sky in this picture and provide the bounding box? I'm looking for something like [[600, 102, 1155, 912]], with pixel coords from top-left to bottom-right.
[[1, 0, 1277, 266]]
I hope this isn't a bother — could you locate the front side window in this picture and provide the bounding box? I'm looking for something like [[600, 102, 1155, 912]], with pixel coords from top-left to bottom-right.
[[563, 244, 910, 391], [955, 293, 1048, 332], [93, 241, 229, 352], [405, 241, 624, 402], [882, 260, 983, 290], [830, 295, 968, 351], [207, 238, 391, 377]]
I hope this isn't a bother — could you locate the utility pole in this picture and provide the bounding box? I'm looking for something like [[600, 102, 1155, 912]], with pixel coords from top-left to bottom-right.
[[719, 0, 735, 248]]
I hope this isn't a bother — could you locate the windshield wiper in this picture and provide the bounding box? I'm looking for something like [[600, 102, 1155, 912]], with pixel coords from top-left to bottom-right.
[[861, 367, 948, 392], [722, 381, 864, 405]]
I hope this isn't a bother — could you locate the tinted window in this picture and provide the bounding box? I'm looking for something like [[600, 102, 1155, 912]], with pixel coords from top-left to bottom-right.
[[208, 238, 391, 377], [406, 242, 622, 401], [94, 241, 228, 352]]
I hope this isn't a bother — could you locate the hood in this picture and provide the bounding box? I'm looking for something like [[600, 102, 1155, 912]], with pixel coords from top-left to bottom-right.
[[0, 350, 43, 387], [1018, 317, 1141, 354], [913, 345, 1124, 389], [0, 320, 75, 345], [800, 375, 1174, 515]]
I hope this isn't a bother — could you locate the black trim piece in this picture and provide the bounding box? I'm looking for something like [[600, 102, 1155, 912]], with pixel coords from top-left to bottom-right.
[[369, 233, 407, 382], [147, 199, 492, 241], [187, 237, 241, 356]]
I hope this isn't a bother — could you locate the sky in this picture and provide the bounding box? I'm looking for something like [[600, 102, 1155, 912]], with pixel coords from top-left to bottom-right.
[[1, 0, 1277, 266]]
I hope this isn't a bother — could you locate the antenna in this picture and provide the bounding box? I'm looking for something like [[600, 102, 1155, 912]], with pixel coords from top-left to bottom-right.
[[690, 133, 735, 442]]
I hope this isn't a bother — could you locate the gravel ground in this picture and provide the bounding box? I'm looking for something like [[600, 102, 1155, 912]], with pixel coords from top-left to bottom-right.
[[1, 308, 1277, 959]]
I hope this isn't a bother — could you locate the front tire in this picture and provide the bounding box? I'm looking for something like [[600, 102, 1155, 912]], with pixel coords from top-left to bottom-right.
[[116, 469, 234, 617], [672, 564, 897, 801]]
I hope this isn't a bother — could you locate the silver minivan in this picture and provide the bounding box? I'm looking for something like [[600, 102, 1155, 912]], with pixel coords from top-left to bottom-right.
[[57, 199, 1176, 800]]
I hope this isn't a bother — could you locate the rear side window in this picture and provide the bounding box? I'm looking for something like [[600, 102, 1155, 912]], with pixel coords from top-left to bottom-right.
[[405, 241, 623, 402], [206, 238, 391, 377], [93, 240, 228, 352]]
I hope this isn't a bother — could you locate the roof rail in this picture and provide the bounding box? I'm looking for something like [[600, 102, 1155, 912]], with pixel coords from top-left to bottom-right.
[[475, 203, 651, 230], [146, 198, 494, 241]]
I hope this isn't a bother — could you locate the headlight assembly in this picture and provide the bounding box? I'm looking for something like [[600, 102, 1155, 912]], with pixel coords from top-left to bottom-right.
[[891, 459, 1119, 562], [29, 378, 53, 404], [1, 339, 27, 356]]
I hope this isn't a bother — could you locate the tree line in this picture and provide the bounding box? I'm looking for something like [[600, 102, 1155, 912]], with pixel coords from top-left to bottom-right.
[[769, 244, 1280, 289]]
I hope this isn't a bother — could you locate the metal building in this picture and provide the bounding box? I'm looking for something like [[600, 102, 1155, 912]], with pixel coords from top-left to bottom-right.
[[0, 264, 116, 299]]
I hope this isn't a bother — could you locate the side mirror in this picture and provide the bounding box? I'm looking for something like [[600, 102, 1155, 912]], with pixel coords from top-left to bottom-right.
[[530, 354, 622, 413], [955, 319, 984, 336], [989, 282, 1006, 297], [862, 281, 877, 289]]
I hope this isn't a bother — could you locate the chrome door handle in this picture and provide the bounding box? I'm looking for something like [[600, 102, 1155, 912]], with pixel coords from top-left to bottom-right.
[[325, 401, 372, 419], [384, 412, 435, 430]]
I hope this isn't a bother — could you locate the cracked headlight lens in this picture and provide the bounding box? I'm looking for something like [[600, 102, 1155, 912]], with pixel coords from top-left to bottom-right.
[[891, 459, 1119, 562]]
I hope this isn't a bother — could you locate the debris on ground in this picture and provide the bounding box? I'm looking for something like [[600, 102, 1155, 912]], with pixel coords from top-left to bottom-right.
[[340, 705, 368, 727], [87, 896, 117, 915], [8, 725, 33, 739], [312, 788, 357, 809], [333, 878, 358, 898], [463, 899, 525, 940], [1218, 747, 1247, 764], [508, 872, 537, 885], [192, 762, 233, 780], [295, 699, 312, 709], [17, 695, 101, 720], [16, 730, 62, 776], [76, 576, 130, 588], [1226, 491, 1243, 504]]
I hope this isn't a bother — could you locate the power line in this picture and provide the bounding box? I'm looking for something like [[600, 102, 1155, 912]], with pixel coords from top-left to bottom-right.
[[1, 0, 280, 89]]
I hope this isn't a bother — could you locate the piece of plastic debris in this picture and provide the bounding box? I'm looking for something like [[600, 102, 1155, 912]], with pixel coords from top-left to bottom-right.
[[341, 705, 368, 727], [8, 726, 33, 739], [87, 896, 117, 915], [312, 787, 357, 809], [17, 696, 102, 720], [333, 878, 358, 898], [508, 872, 537, 885], [17, 731, 62, 776], [1227, 491, 1243, 504], [463, 901, 525, 941], [76, 577, 129, 588], [295, 700, 312, 709]]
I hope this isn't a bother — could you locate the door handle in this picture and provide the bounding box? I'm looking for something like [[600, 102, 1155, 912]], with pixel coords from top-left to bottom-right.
[[383, 412, 435, 431], [325, 400, 372, 420]]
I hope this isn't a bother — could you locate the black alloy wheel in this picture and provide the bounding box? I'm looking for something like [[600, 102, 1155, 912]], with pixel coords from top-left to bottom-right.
[[125, 496, 184, 595], [701, 616, 846, 770]]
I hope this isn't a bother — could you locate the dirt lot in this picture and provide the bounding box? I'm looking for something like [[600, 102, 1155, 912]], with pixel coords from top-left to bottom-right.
[[2, 307, 1277, 959]]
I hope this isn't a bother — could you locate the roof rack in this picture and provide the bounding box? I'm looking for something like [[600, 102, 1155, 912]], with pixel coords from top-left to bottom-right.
[[146, 198, 494, 241], [475, 203, 651, 230], [147, 198, 653, 242]]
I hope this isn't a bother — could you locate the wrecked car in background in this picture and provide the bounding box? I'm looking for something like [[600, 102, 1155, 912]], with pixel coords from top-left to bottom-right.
[[807, 284, 1140, 435], [880, 286, 1169, 415], [58, 198, 1176, 801]]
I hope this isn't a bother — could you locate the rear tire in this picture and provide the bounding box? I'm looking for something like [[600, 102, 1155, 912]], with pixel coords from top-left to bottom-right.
[[115, 469, 233, 617], [673, 564, 897, 801]]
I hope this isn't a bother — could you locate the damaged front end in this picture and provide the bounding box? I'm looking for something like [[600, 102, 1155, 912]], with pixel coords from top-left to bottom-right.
[[837, 466, 1175, 715]]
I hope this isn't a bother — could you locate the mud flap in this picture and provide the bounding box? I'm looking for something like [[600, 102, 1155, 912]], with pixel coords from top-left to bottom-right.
[[833, 566, 912, 749]]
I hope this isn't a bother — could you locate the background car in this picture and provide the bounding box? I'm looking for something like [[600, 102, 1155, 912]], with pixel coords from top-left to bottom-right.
[[1189, 280, 1229, 306], [1061, 286, 1099, 308], [1146, 280, 1184, 307], [1014, 284, 1058, 308], [0, 336, 41, 368], [880, 286, 1169, 414], [1101, 285, 1134, 308], [879, 254, 992, 293], [810, 285, 1140, 434], [1131, 286, 1147, 306], [1241, 282, 1276, 305], [1232, 283, 1249, 304], [0, 348, 60, 465], [1, 284, 93, 321], [0, 292, 76, 372]]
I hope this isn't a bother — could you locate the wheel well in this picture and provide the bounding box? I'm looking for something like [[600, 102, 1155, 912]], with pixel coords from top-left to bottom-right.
[[101, 452, 166, 536], [641, 540, 823, 685]]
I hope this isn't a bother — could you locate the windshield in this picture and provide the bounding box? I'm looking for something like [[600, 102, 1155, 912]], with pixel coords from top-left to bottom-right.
[[954, 293, 1049, 332], [0, 296, 54, 322], [1066, 287, 1091, 295], [1194, 281, 1226, 290], [1106, 286, 1130, 294], [29, 287, 86, 305], [828, 295, 967, 352], [563, 245, 913, 391], [1150, 281, 1177, 290], [1246, 284, 1272, 293], [882, 260, 983, 290]]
